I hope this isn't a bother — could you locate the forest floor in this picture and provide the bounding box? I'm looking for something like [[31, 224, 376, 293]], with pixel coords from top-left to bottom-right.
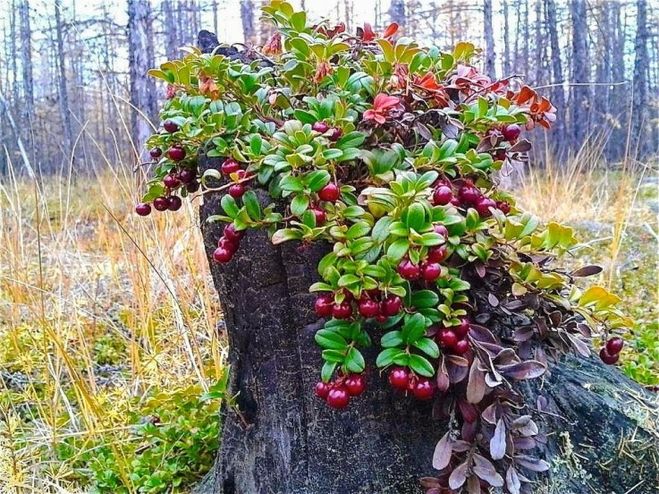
[[0, 158, 657, 493]]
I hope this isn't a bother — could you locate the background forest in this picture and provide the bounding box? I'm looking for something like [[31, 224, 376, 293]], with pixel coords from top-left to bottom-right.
[[0, 1, 657, 493]]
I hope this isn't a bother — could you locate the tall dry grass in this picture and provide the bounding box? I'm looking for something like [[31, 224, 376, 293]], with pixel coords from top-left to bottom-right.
[[0, 145, 223, 491]]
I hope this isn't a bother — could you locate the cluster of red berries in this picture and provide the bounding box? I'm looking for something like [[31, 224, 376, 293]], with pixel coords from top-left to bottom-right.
[[599, 336, 624, 365], [312, 121, 342, 142], [388, 367, 435, 400], [134, 121, 200, 216], [396, 224, 449, 282], [213, 224, 245, 263], [431, 179, 510, 217], [314, 373, 366, 409], [314, 290, 403, 322], [433, 318, 471, 355], [220, 158, 253, 199]]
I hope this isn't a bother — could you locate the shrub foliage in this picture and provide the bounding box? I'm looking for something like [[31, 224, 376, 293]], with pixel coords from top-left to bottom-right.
[[139, 2, 631, 492]]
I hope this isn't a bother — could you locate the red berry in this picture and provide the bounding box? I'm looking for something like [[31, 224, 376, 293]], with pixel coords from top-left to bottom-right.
[[497, 201, 511, 214], [332, 302, 353, 320], [218, 236, 239, 253], [163, 120, 179, 133], [312, 208, 326, 225], [502, 123, 521, 142], [228, 184, 246, 198], [314, 294, 334, 317], [224, 224, 244, 243], [432, 185, 453, 206], [458, 186, 481, 205], [312, 121, 330, 133], [397, 259, 420, 280], [327, 127, 342, 141], [358, 299, 380, 318], [168, 146, 186, 161], [599, 347, 619, 365], [343, 374, 366, 396], [454, 318, 471, 338], [153, 197, 169, 211], [213, 247, 233, 263], [438, 329, 458, 348], [135, 203, 151, 216], [475, 197, 497, 217], [326, 386, 350, 409], [427, 245, 448, 263], [606, 337, 624, 355], [236, 169, 252, 180], [221, 159, 241, 175], [178, 169, 196, 184], [163, 174, 180, 189], [453, 339, 470, 355], [314, 381, 331, 399], [186, 180, 200, 193], [380, 295, 402, 316], [412, 378, 434, 400], [167, 195, 182, 211], [421, 262, 442, 282], [149, 147, 162, 159], [388, 367, 410, 391], [433, 224, 449, 239], [318, 183, 340, 202]]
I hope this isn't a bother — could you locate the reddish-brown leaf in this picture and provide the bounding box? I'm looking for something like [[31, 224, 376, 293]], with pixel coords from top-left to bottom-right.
[[432, 432, 453, 470]]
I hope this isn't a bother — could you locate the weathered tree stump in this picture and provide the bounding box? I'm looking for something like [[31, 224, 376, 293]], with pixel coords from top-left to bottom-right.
[[195, 153, 658, 494]]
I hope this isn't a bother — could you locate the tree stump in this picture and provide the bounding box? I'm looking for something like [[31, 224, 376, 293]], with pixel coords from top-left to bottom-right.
[[195, 153, 658, 494]]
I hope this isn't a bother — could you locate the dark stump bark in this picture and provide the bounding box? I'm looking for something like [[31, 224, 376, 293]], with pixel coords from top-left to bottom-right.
[[194, 153, 658, 494]]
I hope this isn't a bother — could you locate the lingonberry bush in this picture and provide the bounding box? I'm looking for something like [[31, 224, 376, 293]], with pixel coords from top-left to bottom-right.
[[137, 2, 632, 492]]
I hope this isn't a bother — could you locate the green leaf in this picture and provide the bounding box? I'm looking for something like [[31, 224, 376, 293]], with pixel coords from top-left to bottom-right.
[[336, 131, 366, 150], [402, 313, 427, 343], [413, 337, 440, 358], [321, 361, 337, 382], [315, 329, 348, 350], [381, 330, 404, 348], [221, 195, 240, 218], [291, 194, 309, 216], [338, 274, 361, 287], [345, 347, 365, 373], [322, 349, 345, 363], [376, 348, 405, 368], [272, 228, 303, 245], [387, 239, 409, 261], [242, 190, 261, 220], [404, 203, 426, 231], [304, 170, 331, 192], [280, 175, 304, 192], [409, 354, 435, 377], [411, 290, 439, 308]]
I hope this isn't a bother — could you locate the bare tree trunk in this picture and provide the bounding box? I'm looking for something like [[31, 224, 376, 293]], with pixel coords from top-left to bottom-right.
[[240, 0, 256, 45], [388, 0, 406, 26], [569, 0, 590, 151], [54, 0, 74, 161], [632, 0, 650, 157], [502, 0, 511, 75], [545, 0, 566, 152], [483, 0, 495, 79], [127, 0, 157, 158], [18, 0, 34, 157]]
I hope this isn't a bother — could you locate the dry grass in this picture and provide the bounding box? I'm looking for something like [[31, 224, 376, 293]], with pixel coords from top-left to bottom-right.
[[0, 136, 656, 492], [0, 153, 223, 492]]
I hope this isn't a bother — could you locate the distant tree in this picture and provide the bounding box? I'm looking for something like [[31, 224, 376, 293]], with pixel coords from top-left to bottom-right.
[[241, 0, 256, 44], [544, 0, 566, 146], [632, 0, 651, 156], [483, 0, 495, 78], [569, 0, 590, 150], [127, 0, 157, 157], [388, 0, 406, 26], [54, 0, 74, 158]]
